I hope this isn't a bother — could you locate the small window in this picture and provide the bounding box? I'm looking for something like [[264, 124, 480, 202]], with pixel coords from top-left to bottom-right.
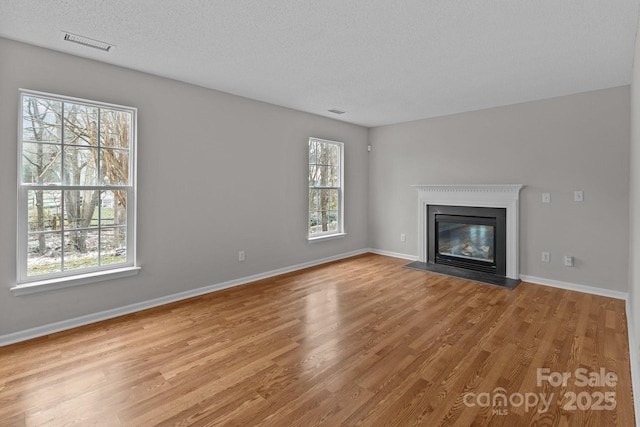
[[308, 137, 344, 239], [17, 90, 137, 289]]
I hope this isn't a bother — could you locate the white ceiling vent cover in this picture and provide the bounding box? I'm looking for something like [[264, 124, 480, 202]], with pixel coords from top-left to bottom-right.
[[62, 32, 114, 52]]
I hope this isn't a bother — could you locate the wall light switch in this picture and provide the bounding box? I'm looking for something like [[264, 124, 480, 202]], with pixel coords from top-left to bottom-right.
[[541, 252, 550, 263], [542, 193, 551, 203], [574, 191, 584, 202], [564, 255, 574, 267], [400, 233, 406, 242]]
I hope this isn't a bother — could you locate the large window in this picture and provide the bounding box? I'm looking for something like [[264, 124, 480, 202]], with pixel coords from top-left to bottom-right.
[[308, 137, 344, 239], [16, 90, 137, 292]]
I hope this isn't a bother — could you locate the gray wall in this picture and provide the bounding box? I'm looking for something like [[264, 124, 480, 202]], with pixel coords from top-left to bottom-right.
[[0, 38, 370, 336], [629, 16, 640, 374], [369, 87, 630, 292]]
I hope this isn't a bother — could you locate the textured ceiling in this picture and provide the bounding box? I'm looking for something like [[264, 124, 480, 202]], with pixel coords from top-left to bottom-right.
[[1, 1, 639, 127]]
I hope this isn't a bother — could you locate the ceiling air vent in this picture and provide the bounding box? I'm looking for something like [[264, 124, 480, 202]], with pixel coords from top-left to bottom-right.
[[328, 109, 346, 115], [63, 32, 114, 52]]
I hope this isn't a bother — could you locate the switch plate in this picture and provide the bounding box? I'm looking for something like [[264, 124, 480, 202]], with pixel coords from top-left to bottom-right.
[[542, 193, 551, 203], [564, 255, 573, 267], [574, 191, 584, 202], [541, 252, 550, 263], [239, 251, 245, 262], [400, 233, 406, 242]]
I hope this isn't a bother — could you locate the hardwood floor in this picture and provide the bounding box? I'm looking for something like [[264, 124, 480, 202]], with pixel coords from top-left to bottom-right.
[[0, 253, 634, 426]]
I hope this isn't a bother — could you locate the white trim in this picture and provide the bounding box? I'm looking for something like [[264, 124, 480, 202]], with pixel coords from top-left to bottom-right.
[[368, 248, 417, 261], [11, 266, 141, 296], [308, 232, 347, 243], [625, 299, 640, 426], [0, 249, 368, 347], [520, 274, 628, 300], [413, 184, 523, 279]]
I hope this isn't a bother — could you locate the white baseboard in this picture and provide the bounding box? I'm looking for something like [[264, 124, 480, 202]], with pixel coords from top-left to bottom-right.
[[520, 274, 629, 301], [368, 248, 417, 261], [0, 248, 369, 347], [626, 300, 640, 426]]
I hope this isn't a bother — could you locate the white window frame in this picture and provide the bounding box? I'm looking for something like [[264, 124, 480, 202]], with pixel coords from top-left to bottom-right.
[[308, 137, 345, 241], [12, 89, 139, 296]]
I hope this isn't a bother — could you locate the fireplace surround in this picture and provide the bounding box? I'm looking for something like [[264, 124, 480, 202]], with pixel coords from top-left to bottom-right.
[[413, 184, 523, 282]]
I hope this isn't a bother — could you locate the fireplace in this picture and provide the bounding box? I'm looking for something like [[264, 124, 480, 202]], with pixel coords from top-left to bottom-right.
[[428, 205, 506, 276], [411, 184, 523, 286]]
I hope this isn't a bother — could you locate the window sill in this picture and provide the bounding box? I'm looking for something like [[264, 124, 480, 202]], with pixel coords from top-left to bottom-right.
[[11, 266, 141, 296], [308, 232, 347, 243]]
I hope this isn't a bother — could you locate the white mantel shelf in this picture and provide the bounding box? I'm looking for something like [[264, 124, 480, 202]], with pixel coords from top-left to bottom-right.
[[412, 184, 524, 195], [413, 184, 524, 279]]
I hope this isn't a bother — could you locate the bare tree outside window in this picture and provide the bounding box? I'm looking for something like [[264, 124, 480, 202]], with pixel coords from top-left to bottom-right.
[[308, 138, 343, 237], [19, 91, 135, 280]]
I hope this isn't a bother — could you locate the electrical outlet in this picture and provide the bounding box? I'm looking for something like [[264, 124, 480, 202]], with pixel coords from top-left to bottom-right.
[[564, 255, 573, 267], [542, 193, 551, 203], [400, 233, 406, 242], [541, 252, 550, 263], [239, 251, 245, 262]]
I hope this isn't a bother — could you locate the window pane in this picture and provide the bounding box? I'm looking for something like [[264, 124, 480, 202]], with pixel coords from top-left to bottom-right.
[[22, 143, 62, 185], [309, 166, 339, 188], [326, 210, 339, 231], [64, 190, 100, 230], [64, 103, 98, 146], [310, 165, 332, 187], [314, 189, 338, 211], [309, 189, 320, 211], [319, 166, 330, 186], [27, 190, 62, 232], [309, 210, 339, 234], [22, 96, 61, 143], [101, 109, 131, 149], [328, 166, 339, 186], [101, 227, 127, 265], [64, 229, 99, 270], [318, 143, 329, 165], [331, 188, 339, 208], [27, 232, 62, 275], [63, 146, 99, 185], [309, 139, 318, 164], [100, 190, 127, 226], [309, 212, 319, 234], [100, 148, 129, 185], [327, 143, 339, 165], [309, 165, 318, 186], [309, 189, 339, 234]]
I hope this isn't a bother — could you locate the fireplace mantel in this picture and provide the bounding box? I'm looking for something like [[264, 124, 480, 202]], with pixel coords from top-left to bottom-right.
[[413, 184, 524, 279]]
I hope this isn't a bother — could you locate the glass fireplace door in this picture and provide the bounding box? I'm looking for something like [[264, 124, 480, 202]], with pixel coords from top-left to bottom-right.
[[435, 215, 497, 273]]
